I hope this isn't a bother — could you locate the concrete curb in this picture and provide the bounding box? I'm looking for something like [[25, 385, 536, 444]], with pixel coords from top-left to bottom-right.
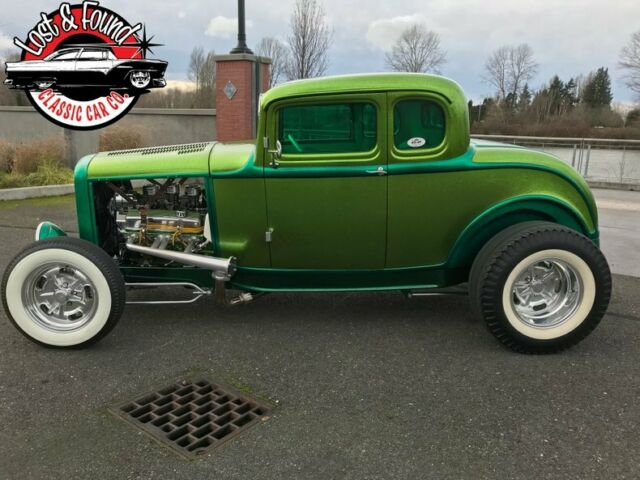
[[0, 184, 75, 201], [586, 180, 639, 192]]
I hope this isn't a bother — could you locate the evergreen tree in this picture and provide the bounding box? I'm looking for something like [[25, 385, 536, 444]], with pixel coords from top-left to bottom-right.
[[564, 78, 578, 108], [581, 68, 613, 108], [517, 83, 531, 111], [547, 75, 565, 115], [503, 92, 518, 114]]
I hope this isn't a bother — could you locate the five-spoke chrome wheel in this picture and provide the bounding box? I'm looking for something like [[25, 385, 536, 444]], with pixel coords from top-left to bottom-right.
[[470, 222, 611, 353], [509, 257, 582, 329], [23, 263, 98, 332], [2, 238, 125, 348]]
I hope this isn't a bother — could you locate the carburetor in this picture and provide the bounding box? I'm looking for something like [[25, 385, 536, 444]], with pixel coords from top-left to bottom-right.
[[109, 179, 209, 256]]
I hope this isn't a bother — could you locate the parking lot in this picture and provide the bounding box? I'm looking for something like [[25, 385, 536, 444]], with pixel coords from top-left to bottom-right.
[[1, 192, 639, 479]]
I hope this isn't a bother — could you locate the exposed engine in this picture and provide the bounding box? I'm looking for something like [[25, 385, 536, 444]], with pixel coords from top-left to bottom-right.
[[99, 178, 211, 262]]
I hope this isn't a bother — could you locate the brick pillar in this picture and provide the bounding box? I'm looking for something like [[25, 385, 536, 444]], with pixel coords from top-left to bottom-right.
[[215, 54, 271, 142]]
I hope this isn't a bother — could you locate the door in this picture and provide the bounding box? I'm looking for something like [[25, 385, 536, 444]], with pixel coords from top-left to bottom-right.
[[45, 49, 79, 86], [74, 48, 114, 85], [264, 94, 387, 269]]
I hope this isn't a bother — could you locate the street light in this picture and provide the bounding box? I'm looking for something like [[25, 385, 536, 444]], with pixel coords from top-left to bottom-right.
[[229, 0, 253, 54]]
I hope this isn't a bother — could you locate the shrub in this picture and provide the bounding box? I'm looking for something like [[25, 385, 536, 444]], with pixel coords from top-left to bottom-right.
[[99, 125, 147, 151], [0, 140, 15, 173], [0, 173, 29, 189], [12, 137, 65, 175], [25, 159, 74, 185]]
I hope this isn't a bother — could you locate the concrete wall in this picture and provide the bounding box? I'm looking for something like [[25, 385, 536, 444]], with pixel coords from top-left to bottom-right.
[[0, 107, 216, 166]]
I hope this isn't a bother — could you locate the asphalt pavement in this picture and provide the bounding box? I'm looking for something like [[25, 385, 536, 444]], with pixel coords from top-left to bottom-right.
[[0, 191, 639, 480]]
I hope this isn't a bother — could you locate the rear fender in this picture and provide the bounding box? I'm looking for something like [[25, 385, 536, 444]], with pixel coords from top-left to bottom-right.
[[447, 196, 594, 271]]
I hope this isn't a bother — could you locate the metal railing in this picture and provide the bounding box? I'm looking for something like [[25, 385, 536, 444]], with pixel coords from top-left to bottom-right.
[[472, 134, 640, 185]]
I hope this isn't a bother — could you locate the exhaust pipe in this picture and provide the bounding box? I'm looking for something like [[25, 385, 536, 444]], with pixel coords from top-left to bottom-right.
[[126, 243, 236, 276]]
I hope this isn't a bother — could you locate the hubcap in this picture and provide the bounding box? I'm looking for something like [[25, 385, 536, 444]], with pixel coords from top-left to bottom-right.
[[509, 257, 583, 329], [22, 263, 98, 332], [130, 71, 151, 88]]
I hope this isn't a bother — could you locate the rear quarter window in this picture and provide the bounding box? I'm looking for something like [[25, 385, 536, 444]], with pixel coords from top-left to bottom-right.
[[394, 99, 445, 150]]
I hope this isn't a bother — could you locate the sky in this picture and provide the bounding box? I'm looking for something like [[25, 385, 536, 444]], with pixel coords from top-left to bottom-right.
[[1, 0, 639, 103]]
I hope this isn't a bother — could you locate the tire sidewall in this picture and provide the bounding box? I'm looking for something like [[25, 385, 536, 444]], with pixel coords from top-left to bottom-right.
[[5, 248, 113, 347]]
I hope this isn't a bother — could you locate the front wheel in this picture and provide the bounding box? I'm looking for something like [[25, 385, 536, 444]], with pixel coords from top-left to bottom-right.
[[1, 237, 126, 348], [469, 222, 611, 353]]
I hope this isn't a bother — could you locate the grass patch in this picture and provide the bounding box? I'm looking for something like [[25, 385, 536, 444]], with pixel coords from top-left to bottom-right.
[[0, 194, 75, 210], [0, 160, 73, 189]]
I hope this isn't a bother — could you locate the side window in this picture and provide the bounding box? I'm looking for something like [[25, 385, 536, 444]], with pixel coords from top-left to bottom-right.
[[279, 102, 377, 155], [78, 50, 104, 60], [393, 99, 445, 150]]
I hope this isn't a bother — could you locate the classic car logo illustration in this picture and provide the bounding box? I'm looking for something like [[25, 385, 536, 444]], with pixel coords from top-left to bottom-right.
[[4, 1, 168, 130]]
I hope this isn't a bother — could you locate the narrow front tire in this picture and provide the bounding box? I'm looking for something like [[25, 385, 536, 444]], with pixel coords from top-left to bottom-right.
[[1, 237, 126, 348]]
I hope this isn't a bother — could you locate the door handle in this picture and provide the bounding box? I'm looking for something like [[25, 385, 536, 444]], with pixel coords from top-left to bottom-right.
[[366, 166, 387, 176]]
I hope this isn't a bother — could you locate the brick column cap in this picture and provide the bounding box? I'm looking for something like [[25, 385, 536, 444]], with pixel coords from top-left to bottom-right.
[[214, 53, 271, 64]]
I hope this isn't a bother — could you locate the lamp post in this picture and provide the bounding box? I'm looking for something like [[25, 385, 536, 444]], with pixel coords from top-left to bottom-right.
[[229, 0, 253, 54]]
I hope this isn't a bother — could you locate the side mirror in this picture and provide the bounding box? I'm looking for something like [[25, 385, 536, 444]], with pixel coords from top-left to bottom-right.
[[268, 140, 282, 168]]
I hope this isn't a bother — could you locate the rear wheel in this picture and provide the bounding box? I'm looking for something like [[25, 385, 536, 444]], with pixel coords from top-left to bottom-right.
[[1, 237, 125, 348], [469, 222, 611, 353]]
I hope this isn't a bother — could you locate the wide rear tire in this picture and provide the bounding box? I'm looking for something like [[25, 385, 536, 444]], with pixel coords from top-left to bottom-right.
[[1, 237, 125, 348], [469, 222, 611, 354]]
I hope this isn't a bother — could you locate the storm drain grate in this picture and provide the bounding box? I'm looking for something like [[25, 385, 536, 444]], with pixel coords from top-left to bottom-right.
[[111, 379, 270, 458]]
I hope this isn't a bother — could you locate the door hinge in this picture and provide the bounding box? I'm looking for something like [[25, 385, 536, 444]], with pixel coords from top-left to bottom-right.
[[265, 228, 274, 243]]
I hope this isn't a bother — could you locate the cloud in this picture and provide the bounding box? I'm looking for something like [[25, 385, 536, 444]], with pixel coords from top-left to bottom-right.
[[178, 11, 186, 19], [0, 31, 14, 52], [366, 14, 425, 51], [205, 16, 253, 39]]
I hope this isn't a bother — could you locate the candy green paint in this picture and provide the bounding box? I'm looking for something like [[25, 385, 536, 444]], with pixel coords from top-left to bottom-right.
[[70, 73, 601, 292], [86, 143, 215, 180], [213, 178, 270, 266], [35, 221, 67, 240]]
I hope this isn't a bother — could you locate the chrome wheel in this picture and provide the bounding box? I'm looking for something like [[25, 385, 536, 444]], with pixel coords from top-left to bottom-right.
[[509, 257, 583, 329], [130, 71, 151, 89], [22, 263, 98, 332]]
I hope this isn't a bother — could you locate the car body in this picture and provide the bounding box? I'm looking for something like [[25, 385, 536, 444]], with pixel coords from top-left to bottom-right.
[[1, 73, 611, 352], [4, 47, 167, 91]]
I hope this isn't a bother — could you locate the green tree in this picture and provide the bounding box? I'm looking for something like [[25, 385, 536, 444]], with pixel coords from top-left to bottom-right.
[[547, 75, 565, 115], [517, 83, 531, 111], [563, 78, 578, 108], [581, 67, 613, 108]]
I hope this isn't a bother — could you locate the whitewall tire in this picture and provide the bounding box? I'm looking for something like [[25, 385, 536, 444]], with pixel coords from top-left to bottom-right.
[[2, 238, 125, 348], [469, 222, 611, 353]]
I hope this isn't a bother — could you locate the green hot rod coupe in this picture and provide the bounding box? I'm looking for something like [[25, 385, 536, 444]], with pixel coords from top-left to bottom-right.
[[1, 73, 611, 353]]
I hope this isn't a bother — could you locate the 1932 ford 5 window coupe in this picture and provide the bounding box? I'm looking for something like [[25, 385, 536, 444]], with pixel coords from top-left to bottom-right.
[[1, 74, 611, 353]]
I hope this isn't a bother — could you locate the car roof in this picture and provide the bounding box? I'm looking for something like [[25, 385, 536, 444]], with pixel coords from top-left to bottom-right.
[[259, 73, 467, 108], [54, 46, 110, 53]]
